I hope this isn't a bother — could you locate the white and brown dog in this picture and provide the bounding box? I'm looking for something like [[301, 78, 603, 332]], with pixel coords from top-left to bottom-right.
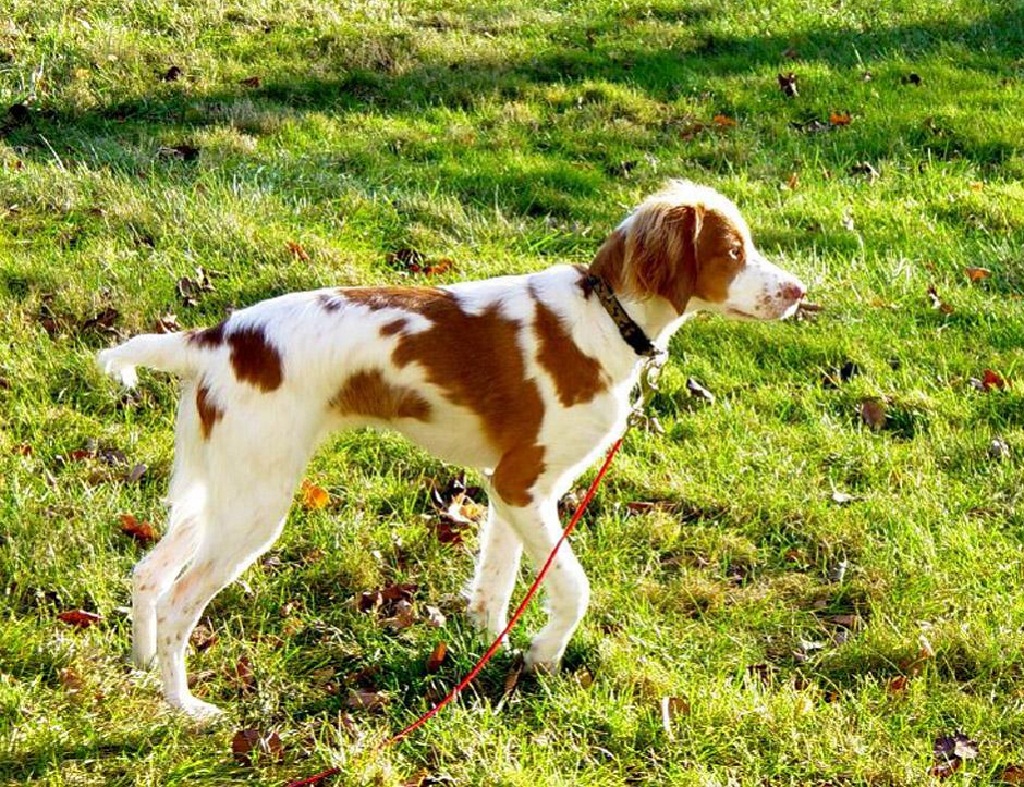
[[99, 181, 805, 718]]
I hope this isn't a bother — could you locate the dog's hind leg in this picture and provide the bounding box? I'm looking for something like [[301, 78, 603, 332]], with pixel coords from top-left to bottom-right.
[[132, 380, 206, 668], [152, 412, 316, 719]]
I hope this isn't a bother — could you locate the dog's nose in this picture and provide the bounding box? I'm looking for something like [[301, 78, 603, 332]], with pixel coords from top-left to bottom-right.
[[781, 281, 806, 302]]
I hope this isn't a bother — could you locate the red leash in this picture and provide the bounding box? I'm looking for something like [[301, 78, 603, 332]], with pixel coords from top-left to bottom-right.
[[285, 437, 625, 787]]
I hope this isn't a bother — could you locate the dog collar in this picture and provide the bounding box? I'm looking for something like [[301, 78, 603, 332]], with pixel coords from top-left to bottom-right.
[[583, 273, 659, 358]]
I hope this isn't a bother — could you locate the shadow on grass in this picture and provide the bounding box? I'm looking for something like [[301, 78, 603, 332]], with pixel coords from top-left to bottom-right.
[[2, 4, 1021, 180]]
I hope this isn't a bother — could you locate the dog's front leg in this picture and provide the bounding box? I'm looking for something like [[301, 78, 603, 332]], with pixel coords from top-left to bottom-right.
[[502, 497, 590, 673], [466, 499, 524, 641]]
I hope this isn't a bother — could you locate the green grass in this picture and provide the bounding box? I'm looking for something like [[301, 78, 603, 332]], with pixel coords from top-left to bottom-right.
[[3, 0, 1024, 783]]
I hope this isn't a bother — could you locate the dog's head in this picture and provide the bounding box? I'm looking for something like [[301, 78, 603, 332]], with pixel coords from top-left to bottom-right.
[[591, 181, 805, 320]]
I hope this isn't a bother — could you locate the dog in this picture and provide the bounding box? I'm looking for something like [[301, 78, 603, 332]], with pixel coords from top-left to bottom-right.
[[98, 181, 806, 718]]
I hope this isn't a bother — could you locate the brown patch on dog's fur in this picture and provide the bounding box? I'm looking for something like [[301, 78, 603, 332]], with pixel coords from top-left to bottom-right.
[[345, 287, 545, 505], [188, 322, 226, 348], [228, 326, 283, 392], [588, 229, 626, 293], [492, 444, 546, 508], [331, 368, 431, 421], [380, 318, 407, 337], [530, 288, 608, 407], [195, 382, 223, 440]]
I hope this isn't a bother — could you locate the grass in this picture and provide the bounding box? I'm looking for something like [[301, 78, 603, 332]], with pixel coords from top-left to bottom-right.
[[2, 0, 1024, 783]]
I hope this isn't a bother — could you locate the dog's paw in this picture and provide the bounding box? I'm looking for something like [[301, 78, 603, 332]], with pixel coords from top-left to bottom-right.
[[523, 646, 562, 676], [172, 696, 226, 723]]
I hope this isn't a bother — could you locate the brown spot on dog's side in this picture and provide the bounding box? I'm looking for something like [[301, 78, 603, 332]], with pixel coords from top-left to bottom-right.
[[331, 368, 431, 421], [380, 318, 407, 337], [228, 326, 283, 392], [492, 444, 546, 508], [386, 293, 545, 506], [195, 382, 223, 439], [341, 286, 450, 315], [531, 288, 608, 407], [188, 321, 226, 348]]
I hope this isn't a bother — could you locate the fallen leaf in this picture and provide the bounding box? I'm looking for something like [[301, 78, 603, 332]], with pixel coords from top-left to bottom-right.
[[57, 610, 102, 629], [964, 266, 991, 282], [383, 599, 416, 631], [231, 728, 284, 765], [988, 438, 1011, 460], [999, 765, 1024, 785], [659, 696, 691, 739], [153, 314, 181, 333], [786, 172, 800, 190], [425, 641, 448, 673], [161, 65, 183, 82], [231, 655, 257, 694], [926, 284, 954, 314], [887, 674, 909, 695], [157, 144, 200, 162], [982, 369, 1007, 392], [287, 241, 309, 261], [827, 559, 848, 583], [685, 378, 715, 404], [240, 75, 261, 88], [826, 613, 861, 629], [777, 72, 798, 97], [300, 479, 330, 509], [859, 399, 887, 431], [830, 490, 856, 505], [829, 111, 852, 126], [425, 605, 446, 628], [59, 667, 85, 693], [712, 113, 736, 128], [119, 513, 158, 545], [13, 444, 33, 456], [503, 654, 525, 696], [190, 623, 219, 653], [176, 267, 216, 306], [849, 161, 879, 182]]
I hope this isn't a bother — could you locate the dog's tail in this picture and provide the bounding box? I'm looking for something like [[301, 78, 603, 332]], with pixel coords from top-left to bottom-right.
[[97, 333, 204, 387]]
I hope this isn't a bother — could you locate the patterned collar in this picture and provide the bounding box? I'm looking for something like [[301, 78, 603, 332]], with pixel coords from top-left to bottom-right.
[[582, 273, 659, 358]]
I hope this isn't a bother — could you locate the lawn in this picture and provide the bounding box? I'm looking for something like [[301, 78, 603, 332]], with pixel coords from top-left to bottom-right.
[[2, 0, 1024, 784]]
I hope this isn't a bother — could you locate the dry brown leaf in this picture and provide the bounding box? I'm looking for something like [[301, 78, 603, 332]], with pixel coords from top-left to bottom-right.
[[859, 399, 887, 431], [300, 479, 330, 509], [119, 513, 158, 545], [59, 667, 85, 693], [777, 72, 798, 97], [240, 75, 261, 88], [713, 113, 736, 128], [425, 641, 448, 673], [964, 266, 991, 282], [231, 728, 284, 765], [287, 241, 310, 262], [660, 696, 691, 739], [829, 111, 852, 126], [57, 610, 102, 629]]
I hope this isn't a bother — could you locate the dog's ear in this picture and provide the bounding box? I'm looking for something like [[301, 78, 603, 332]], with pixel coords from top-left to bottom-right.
[[589, 229, 626, 291], [627, 203, 704, 312]]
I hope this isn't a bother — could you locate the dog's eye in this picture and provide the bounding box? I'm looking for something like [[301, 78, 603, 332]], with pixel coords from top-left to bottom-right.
[[728, 246, 743, 261]]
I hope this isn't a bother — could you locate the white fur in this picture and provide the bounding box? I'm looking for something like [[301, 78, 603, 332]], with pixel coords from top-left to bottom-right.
[[98, 183, 805, 718]]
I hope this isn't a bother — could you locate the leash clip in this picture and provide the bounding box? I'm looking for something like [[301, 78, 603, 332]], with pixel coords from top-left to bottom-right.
[[627, 350, 668, 432]]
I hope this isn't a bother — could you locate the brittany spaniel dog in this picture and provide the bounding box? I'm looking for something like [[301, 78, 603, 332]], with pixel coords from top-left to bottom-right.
[[99, 181, 805, 718]]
